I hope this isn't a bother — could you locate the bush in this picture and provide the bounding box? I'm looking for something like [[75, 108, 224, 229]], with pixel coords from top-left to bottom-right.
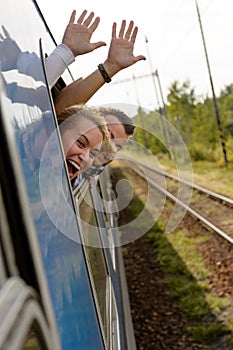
[[188, 144, 218, 162]]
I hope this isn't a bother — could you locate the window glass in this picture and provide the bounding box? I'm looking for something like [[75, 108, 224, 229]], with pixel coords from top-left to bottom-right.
[[78, 188, 110, 346], [0, 1, 105, 348]]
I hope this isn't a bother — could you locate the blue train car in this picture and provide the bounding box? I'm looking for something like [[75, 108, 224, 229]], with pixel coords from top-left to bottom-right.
[[0, 1, 135, 349]]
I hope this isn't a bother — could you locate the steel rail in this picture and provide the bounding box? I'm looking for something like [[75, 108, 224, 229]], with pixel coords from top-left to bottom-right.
[[122, 156, 233, 207], [131, 166, 233, 245]]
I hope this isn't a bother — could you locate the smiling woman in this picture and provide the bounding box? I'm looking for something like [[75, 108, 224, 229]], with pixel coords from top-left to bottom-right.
[[57, 104, 115, 180]]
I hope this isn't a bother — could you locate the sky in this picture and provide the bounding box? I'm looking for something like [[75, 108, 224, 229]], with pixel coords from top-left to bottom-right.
[[37, 0, 233, 111]]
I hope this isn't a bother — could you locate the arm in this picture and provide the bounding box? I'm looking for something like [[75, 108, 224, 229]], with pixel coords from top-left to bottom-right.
[[45, 44, 75, 88], [54, 20, 146, 114], [45, 9, 106, 88]]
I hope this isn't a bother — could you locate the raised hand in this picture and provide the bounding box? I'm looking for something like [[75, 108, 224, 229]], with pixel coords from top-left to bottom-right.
[[54, 17, 147, 114], [62, 9, 106, 57], [104, 20, 146, 74], [0, 26, 21, 70]]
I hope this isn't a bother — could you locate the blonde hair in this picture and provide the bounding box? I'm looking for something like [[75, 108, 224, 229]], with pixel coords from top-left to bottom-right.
[[57, 104, 116, 155]]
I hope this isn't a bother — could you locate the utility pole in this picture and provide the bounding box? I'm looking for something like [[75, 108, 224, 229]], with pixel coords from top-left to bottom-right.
[[145, 36, 161, 113], [155, 69, 168, 119], [155, 68, 174, 154], [132, 74, 141, 107], [195, 0, 228, 166]]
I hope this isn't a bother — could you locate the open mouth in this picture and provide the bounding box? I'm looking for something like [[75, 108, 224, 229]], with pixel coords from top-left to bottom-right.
[[66, 159, 80, 179]]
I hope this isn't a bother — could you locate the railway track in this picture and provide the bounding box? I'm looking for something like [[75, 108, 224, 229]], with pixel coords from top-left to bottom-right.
[[111, 159, 233, 350], [119, 157, 233, 245]]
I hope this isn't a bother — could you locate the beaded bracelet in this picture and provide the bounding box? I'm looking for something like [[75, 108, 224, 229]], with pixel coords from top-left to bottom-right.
[[97, 64, 112, 83]]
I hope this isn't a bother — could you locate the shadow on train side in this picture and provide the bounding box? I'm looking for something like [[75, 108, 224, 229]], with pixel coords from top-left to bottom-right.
[[0, 0, 135, 349]]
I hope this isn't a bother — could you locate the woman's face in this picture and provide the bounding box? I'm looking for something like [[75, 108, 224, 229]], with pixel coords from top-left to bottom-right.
[[61, 116, 103, 180]]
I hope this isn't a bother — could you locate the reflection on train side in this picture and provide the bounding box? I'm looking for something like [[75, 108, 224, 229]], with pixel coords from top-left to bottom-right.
[[77, 184, 111, 347], [74, 174, 121, 350], [0, 1, 136, 348], [0, 22, 106, 349]]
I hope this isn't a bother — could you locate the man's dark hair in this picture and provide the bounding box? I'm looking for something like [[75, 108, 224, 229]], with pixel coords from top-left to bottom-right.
[[99, 107, 135, 136]]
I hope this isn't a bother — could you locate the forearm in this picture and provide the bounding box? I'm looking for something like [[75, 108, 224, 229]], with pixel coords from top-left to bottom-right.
[[54, 61, 121, 115], [45, 44, 75, 88]]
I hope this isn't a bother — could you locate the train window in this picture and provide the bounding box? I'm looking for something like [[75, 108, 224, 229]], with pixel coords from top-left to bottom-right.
[[93, 171, 119, 271], [111, 292, 121, 350], [77, 186, 111, 348], [99, 169, 119, 229], [39, 42, 106, 349], [0, 18, 105, 347], [86, 176, 124, 350]]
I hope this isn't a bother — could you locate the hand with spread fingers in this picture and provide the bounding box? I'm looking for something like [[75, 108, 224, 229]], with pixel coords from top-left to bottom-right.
[[103, 20, 146, 76], [0, 26, 21, 70], [54, 17, 146, 115], [62, 9, 106, 57]]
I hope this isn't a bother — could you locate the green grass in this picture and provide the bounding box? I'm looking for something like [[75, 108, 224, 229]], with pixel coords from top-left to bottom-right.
[[147, 223, 232, 343], [187, 323, 231, 344], [120, 148, 233, 197]]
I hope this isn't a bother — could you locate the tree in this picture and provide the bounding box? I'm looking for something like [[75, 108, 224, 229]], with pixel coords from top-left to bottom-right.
[[166, 80, 196, 145]]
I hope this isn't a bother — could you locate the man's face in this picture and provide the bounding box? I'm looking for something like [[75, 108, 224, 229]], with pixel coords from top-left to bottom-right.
[[92, 114, 129, 167], [105, 114, 128, 151]]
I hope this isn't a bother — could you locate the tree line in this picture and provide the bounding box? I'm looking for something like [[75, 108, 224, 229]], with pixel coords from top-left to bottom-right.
[[133, 80, 233, 163]]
